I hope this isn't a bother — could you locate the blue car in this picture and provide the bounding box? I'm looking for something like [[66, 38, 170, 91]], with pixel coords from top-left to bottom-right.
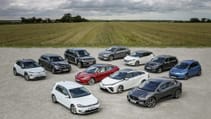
[[169, 60, 201, 80]]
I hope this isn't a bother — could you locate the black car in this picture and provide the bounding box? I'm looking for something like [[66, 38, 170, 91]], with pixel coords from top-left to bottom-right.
[[98, 46, 131, 61], [145, 55, 178, 73], [38, 54, 71, 74], [64, 48, 96, 68], [127, 78, 182, 108]]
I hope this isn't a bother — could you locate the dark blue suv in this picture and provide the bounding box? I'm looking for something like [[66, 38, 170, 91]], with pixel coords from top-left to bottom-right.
[[169, 60, 201, 80]]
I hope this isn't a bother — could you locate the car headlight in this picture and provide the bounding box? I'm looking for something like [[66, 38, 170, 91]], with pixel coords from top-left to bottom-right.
[[77, 104, 86, 108]]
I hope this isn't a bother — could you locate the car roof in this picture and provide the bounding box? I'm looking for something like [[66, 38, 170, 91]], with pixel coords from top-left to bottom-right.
[[41, 54, 61, 57], [135, 50, 152, 54], [91, 64, 114, 67], [17, 59, 35, 63], [157, 55, 176, 58], [181, 60, 198, 64], [68, 48, 86, 51], [119, 68, 134, 73], [56, 81, 82, 89], [148, 77, 174, 83], [110, 46, 127, 49]]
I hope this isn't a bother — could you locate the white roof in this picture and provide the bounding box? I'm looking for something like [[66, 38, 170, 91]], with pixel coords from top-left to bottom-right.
[[56, 81, 82, 89]]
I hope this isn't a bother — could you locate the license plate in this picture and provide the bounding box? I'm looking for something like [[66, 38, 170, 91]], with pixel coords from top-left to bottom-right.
[[171, 76, 176, 78], [146, 67, 151, 69], [88, 107, 96, 111], [63, 69, 69, 71]]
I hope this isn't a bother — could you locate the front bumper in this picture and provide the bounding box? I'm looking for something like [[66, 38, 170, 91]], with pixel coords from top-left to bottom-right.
[[54, 67, 71, 73], [169, 72, 186, 79], [124, 60, 136, 66], [28, 72, 46, 79], [127, 95, 146, 105], [144, 66, 158, 73], [99, 83, 117, 93], [76, 103, 100, 114], [81, 61, 96, 67], [98, 55, 109, 60], [75, 77, 90, 85]]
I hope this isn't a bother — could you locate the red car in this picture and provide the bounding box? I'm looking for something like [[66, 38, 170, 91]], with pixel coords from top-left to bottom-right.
[[75, 64, 119, 85]]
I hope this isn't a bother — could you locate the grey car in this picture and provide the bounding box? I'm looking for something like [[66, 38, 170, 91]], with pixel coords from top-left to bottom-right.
[[98, 46, 130, 61], [127, 78, 182, 108]]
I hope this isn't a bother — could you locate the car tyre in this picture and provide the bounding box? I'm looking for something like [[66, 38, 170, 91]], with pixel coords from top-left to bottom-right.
[[174, 89, 181, 99], [70, 105, 77, 114], [109, 56, 114, 61], [157, 67, 162, 73], [184, 74, 188, 80], [145, 97, 156, 108], [197, 70, 201, 76], [13, 68, 18, 76], [52, 68, 56, 74], [24, 73, 30, 81], [88, 78, 95, 85], [77, 62, 82, 68], [117, 85, 124, 93], [52, 95, 57, 103], [135, 61, 140, 66]]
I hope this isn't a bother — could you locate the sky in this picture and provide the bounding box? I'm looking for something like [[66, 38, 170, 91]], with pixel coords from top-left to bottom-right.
[[0, 0, 211, 20]]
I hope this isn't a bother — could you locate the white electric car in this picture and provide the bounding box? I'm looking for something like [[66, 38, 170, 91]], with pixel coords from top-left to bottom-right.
[[124, 50, 154, 66], [51, 81, 100, 114], [13, 59, 46, 80], [100, 69, 149, 93]]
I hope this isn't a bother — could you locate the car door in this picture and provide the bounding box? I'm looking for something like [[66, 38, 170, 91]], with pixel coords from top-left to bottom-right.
[[163, 58, 171, 70], [141, 53, 151, 64], [123, 72, 135, 89], [188, 62, 200, 76], [169, 57, 178, 69], [16, 61, 24, 76], [157, 82, 171, 100], [95, 67, 107, 81], [55, 85, 71, 108]]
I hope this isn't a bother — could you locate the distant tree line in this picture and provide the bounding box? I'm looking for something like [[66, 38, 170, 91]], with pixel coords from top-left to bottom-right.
[[189, 18, 211, 23], [20, 13, 88, 23]]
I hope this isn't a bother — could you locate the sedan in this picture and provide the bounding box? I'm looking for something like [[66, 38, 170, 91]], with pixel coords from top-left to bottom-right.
[[100, 69, 149, 93], [75, 64, 119, 85], [169, 60, 201, 80], [127, 78, 182, 108]]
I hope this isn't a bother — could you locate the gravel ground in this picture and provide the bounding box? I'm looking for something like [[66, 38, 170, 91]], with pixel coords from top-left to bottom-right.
[[0, 48, 210, 119]]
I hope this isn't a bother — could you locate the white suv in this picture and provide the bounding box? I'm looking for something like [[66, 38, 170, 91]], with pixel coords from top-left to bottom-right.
[[13, 59, 46, 80], [100, 69, 149, 93], [51, 81, 100, 114], [124, 50, 154, 66]]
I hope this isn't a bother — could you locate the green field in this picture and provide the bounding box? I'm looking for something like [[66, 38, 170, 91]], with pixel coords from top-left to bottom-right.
[[0, 22, 211, 47]]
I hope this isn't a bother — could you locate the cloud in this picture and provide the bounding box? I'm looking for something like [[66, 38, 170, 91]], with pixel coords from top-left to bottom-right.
[[0, 0, 211, 20]]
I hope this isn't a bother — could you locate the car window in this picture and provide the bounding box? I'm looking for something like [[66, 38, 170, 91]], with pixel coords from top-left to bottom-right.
[[190, 62, 198, 68], [16, 61, 21, 66], [105, 66, 113, 71], [56, 85, 68, 96], [169, 57, 177, 62], [99, 67, 106, 72], [160, 82, 168, 90], [125, 73, 133, 79], [134, 71, 144, 76], [55, 85, 63, 93], [165, 58, 170, 63], [143, 52, 151, 56], [41, 56, 48, 61]]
